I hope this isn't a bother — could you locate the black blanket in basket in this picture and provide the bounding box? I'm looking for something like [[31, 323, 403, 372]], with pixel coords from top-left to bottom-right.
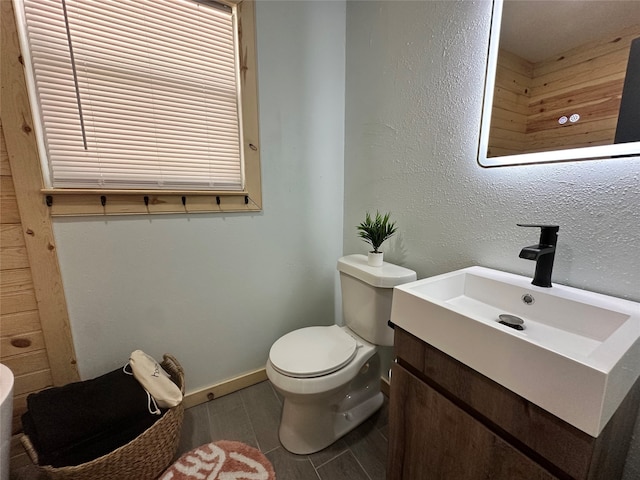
[[23, 367, 163, 467], [23, 409, 159, 467]]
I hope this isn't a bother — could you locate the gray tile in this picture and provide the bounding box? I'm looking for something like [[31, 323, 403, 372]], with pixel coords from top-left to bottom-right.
[[270, 382, 284, 405], [372, 397, 389, 430], [344, 417, 388, 480], [177, 381, 389, 480], [266, 446, 320, 480], [240, 381, 282, 453], [376, 397, 389, 443], [308, 438, 349, 469], [316, 451, 370, 480], [176, 402, 212, 457], [208, 390, 245, 416], [208, 393, 259, 449], [378, 424, 389, 441]]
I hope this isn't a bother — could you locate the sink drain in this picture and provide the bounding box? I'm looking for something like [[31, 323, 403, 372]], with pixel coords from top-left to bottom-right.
[[522, 293, 535, 305], [498, 314, 525, 331]]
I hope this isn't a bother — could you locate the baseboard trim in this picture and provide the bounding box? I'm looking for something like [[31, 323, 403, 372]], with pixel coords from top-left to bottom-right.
[[184, 368, 268, 409], [184, 368, 390, 409], [381, 375, 390, 397]]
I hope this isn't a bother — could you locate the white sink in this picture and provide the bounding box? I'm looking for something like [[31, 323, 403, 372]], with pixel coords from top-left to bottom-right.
[[390, 266, 640, 437]]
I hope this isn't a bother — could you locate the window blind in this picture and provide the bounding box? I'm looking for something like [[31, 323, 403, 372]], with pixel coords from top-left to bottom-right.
[[19, 0, 244, 190]]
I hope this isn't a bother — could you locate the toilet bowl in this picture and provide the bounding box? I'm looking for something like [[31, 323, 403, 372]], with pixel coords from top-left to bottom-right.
[[266, 255, 416, 454], [267, 325, 382, 454]]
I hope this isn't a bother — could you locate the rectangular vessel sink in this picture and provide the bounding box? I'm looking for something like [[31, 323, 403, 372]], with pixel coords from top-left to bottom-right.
[[390, 266, 640, 437]]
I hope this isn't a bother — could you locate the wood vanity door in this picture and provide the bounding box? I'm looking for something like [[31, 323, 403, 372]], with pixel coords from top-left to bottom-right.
[[387, 363, 558, 480]]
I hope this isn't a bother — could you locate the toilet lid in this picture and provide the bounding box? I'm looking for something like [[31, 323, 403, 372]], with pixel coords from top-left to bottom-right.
[[269, 325, 358, 378]]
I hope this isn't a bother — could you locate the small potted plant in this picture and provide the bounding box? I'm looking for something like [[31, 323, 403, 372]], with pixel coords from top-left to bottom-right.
[[357, 211, 397, 266]]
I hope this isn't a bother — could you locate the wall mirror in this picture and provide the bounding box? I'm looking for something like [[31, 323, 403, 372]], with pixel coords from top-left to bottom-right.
[[478, 0, 640, 167]]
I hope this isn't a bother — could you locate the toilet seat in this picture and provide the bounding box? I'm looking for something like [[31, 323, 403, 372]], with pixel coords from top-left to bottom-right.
[[269, 325, 358, 378]]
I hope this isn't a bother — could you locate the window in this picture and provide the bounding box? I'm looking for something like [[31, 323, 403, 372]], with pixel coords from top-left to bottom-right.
[[13, 0, 261, 214]]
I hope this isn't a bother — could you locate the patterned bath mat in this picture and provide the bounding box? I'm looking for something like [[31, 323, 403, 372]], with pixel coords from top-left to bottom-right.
[[160, 440, 276, 480]]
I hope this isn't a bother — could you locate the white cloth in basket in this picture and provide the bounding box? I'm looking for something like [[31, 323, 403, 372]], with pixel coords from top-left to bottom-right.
[[129, 350, 183, 409]]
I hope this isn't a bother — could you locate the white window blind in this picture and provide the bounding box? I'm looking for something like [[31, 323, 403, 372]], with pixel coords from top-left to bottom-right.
[[17, 0, 244, 191]]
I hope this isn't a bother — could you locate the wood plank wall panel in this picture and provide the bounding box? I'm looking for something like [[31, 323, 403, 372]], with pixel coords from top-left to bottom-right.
[[488, 49, 533, 156], [532, 25, 640, 77], [0, 135, 11, 175], [488, 25, 640, 157], [1, 177, 21, 225], [2, 0, 79, 386], [0, 123, 54, 435], [526, 26, 638, 150], [3, 5, 80, 470]]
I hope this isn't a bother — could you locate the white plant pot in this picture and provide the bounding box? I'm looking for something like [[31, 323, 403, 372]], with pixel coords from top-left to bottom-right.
[[367, 251, 383, 267]]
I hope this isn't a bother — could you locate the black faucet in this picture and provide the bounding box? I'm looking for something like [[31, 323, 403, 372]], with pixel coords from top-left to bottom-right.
[[517, 224, 559, 288]]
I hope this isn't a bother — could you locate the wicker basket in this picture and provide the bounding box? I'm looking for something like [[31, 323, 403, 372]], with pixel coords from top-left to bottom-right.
[[21, 354, 185, 480]]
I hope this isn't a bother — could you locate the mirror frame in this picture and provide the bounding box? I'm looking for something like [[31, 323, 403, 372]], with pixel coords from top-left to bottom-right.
[[478, 0, 640, 167]]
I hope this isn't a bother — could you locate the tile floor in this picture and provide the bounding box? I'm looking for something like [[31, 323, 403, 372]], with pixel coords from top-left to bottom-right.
[[177, 380, 389, 480]]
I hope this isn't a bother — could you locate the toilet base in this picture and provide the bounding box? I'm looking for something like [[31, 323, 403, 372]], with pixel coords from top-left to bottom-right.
[[276, 353, 383, 455], [281, 391, 384, 455]]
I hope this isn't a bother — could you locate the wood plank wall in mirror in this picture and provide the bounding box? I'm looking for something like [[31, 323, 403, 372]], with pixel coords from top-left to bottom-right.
[[488, 2, 640, 158]]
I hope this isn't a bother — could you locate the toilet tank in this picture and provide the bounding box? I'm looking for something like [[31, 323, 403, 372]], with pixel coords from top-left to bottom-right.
[[337, 255, 416, 346]]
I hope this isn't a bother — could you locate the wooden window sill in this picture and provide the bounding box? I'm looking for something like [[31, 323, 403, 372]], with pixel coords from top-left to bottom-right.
[[41, 189, 262, 216]]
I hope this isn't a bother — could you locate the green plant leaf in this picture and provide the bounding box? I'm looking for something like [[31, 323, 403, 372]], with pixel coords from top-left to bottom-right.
[[356, 211, 397, 253]]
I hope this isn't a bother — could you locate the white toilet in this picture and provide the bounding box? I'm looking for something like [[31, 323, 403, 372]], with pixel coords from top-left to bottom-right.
[[266, 254, 416, 454]]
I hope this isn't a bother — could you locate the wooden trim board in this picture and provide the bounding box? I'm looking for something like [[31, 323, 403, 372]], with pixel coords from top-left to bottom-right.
[[183, 368, 268, 409], [381, 375, 390, 398], [1, 0, 79, 385]]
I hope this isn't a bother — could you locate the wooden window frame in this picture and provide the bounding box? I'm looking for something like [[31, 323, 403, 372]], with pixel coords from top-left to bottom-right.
[[15, 0, 262, 216]]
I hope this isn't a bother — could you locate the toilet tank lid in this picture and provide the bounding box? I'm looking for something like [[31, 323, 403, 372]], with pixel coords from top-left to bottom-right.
[[337, 254, 417, 288]]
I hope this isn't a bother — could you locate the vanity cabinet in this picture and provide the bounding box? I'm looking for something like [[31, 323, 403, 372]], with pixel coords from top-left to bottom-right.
[[389, 364, 554, 479], [388, 327, 640, 480]]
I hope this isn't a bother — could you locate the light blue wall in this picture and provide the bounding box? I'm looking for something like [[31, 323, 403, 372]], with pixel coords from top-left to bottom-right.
[[52, 0, 346, 392], [50, 0, 640, 475], [343, 1, 640, 477]]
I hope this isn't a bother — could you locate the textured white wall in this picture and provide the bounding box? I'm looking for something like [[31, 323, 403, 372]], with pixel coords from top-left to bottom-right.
[[343, 1, 640, 477], [52, 0, 346, 392]]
